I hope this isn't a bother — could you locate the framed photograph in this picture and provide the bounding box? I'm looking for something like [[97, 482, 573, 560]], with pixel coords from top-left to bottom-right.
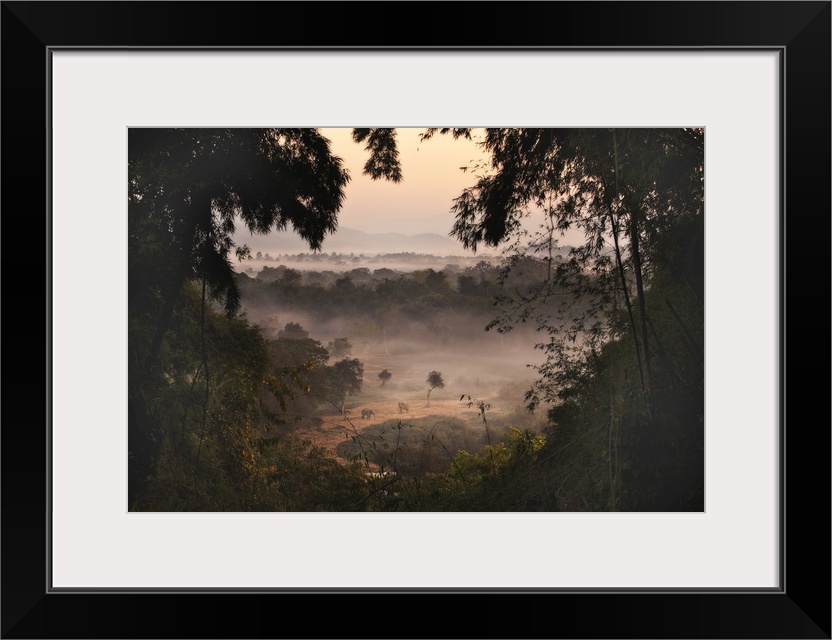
[[4, 1, 829, 637]]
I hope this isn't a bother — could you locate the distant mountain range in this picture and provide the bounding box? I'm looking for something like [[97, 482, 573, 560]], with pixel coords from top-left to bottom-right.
[[234, 226, 473, 257]]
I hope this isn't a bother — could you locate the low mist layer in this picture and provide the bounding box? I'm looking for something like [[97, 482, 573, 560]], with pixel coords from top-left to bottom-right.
[[234, 255, 550, 469]]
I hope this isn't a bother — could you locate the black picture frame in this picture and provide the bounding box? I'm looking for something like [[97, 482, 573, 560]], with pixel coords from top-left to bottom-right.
[[3, 1, 829, 638]]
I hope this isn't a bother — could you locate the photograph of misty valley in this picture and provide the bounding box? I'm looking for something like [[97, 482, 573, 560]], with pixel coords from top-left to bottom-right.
[[128, 127, 704, 512]]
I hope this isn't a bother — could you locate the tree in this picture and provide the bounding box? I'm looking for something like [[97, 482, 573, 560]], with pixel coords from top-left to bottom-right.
[[426, 371, 445, 406], [277, 322, 309, 340], [351, 128, 403, 182], [436, 127, 703, 408], [278, 267, 303, 291], [128, 126, 401, 502], [327, 337, 353, 359], [378, 369, 392, 388], [129, 128, 350, 370], [269, 334, 329, 369], [329, 358, 364, 416], [423, 268, 449, 292], [378, 127, 703, 510]]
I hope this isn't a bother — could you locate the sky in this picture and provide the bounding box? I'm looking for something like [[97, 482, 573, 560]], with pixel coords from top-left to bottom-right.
[[314, 127, 491, 236], [232, 127, 586, 254]]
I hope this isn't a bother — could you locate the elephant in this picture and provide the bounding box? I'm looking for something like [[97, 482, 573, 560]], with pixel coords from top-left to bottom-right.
[[397, 402, 409, 414], [361, 408, 375, 419]]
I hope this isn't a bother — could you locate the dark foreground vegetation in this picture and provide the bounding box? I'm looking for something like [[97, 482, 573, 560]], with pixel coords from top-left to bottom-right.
[[129, 127, 703, 512]]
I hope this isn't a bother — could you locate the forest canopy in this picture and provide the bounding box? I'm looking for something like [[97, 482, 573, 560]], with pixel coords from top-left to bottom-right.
[[128, 127, 703, 512]]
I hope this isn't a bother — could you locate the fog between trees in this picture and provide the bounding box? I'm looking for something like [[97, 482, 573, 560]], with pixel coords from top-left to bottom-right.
[[235, 257, 550, 445], [128, 128, 703, 512]]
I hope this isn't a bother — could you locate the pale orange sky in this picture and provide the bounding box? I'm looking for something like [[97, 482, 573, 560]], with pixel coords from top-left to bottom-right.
[[319, 127, 491, 236], [232, 127, 586, 250]]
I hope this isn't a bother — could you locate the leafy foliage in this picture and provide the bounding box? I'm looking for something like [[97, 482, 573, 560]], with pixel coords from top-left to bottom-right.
[[129, 128, 349, 319], [435, 127, 704, 510], [327, 337, 353, 359], [129, 128, 355, 501], [351, 128, 403, 182], [426, 370, 445, 406], [378, 368, 392, 387], [277, 321, 309, 340], [329, 358, 364, 403], [129, 126, 704, 512]]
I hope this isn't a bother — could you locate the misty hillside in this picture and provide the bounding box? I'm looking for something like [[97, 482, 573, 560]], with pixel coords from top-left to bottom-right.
[[236, 226, 465, 256]]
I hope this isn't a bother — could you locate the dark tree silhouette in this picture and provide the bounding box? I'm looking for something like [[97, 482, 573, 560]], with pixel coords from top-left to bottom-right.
[[330, 358, 364, 416], [426, 370, 445, 407], [428, 127, 704, 510], [129, 128, 349, 370], [431, 127, 703, 408], [327, 337, 353, 359], [277, 322, 309, 340], [128, 127, 401, 502], [351, 128, 403, 182], [378, 369, 392, 387]]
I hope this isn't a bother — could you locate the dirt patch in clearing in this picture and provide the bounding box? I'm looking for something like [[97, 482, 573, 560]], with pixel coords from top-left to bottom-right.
[[289, 396, 503, 463]]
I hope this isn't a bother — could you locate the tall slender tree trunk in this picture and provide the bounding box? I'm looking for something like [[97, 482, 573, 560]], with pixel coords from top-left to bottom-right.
[[611, 130, 646, 397], [609, 366, 624, 511], [608, 286, 624, 511], [612, 130, 651, 400], [628, 203, 652, 396], [608, 210, 643, 388], [194, 276, 211, 481]]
